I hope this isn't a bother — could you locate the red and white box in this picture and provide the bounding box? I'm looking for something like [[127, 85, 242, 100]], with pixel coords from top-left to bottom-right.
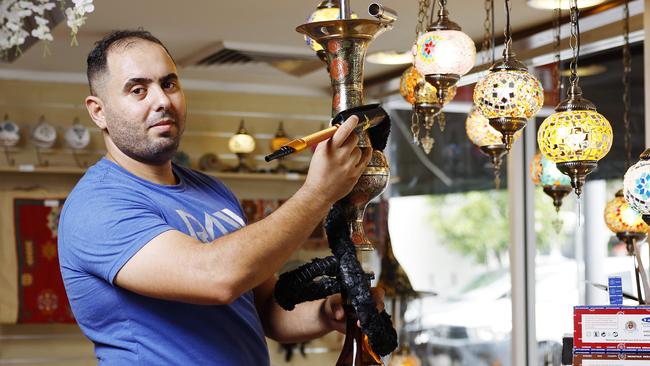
[[573, 353, 650, 365], [574, 306, 650, 352]]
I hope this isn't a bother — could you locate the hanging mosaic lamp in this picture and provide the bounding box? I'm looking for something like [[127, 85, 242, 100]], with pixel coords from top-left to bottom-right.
[[413, 0, 475, 104], [605, 189, 647, 242], [537, 2, 612, 196], [624, 149, 650, 226], [530, 152, 572, 212], [400, 66, 456, 153], [473, 0, 544, 151], [466, 106, 521, 187]]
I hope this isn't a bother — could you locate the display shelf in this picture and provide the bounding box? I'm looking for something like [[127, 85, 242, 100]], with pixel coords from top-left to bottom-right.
[[0, 165, 306, 182]]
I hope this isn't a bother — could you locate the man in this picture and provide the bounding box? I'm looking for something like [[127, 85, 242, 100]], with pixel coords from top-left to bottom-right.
[[58, 30, 378, 365]]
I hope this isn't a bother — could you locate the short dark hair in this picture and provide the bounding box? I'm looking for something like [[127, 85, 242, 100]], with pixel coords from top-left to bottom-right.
[[86, 29, 175, 96]]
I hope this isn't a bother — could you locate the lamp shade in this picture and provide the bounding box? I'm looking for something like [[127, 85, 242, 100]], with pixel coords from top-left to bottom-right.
[[228, 121, 256, 154], [537, 110, 612, 164], [473, 70, 544, 121], [530, 152, 571, 187], [413, 30, 475, 77], [604, 190, 647, 234], [465, 106, 521, 147], [400, 66, 456, 105], [624, 151, 650, 215]]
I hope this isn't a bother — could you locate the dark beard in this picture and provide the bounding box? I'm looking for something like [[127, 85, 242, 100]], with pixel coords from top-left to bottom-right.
[[116, 135, 180, 166], [107, 112, 184, 166]]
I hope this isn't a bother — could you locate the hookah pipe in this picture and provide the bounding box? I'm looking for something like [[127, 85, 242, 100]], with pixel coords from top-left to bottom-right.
[[273, 113, 396, 357]]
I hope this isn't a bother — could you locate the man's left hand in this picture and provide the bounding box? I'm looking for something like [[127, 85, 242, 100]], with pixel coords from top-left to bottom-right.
[[321, 287, 386, 334]]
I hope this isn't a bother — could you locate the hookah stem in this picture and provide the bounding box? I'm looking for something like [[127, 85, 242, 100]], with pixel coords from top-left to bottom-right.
[[340, 0, 351, 19]]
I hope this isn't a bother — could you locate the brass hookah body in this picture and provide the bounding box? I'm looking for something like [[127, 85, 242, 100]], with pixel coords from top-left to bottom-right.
[[273, 2, 399, 359]]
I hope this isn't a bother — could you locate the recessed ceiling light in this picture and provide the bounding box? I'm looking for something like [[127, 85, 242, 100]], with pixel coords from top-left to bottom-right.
[[366, 50, 413, 65], [527, 0, 607, 10], [560, 64, 607, 77]]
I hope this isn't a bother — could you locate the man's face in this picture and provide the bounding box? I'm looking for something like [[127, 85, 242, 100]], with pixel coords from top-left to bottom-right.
[[100, 40, 186, 165]]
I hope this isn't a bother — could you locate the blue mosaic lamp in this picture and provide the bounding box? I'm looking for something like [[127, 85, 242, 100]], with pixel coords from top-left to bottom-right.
[[530, 152, 572, 212], [624, 148, 650, 226]]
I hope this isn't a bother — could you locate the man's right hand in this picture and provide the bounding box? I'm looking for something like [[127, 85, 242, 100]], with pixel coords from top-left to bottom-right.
[[303, 115, 373, 204]]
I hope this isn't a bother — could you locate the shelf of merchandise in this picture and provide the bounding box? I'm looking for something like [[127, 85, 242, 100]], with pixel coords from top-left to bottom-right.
[[0, 165, 307, 182]]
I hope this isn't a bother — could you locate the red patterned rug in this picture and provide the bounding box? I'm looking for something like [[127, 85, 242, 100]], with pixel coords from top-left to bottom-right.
[[14, 198, 75, 323]]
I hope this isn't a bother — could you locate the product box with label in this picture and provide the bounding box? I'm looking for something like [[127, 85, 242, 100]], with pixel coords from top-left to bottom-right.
[[574, 306, 650, 352], [573, 353, 650, 365]]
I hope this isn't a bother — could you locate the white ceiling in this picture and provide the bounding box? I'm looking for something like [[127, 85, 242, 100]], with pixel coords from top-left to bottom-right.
[[0, 1, 564, 95]]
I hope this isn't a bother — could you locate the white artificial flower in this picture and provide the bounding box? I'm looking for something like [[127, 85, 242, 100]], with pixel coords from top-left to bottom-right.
[[1, 0, 93, 53], [73, 0, 94, 14]]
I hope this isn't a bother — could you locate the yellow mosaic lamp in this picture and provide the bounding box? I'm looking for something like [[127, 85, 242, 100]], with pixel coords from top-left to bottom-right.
[[473, 61, 543, 151], [399, 66, 456, 107], [472, 0, 543, 151], [537, 2, 612, 197], [537, 83, 612, 196]]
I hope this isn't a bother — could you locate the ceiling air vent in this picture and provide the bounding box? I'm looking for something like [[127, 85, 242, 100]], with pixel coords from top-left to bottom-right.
[[179, 41, 324, 77]]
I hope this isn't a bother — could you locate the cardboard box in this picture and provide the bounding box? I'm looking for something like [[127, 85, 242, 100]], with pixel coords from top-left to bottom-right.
[[573, 353, 650, 365], [574, 306, 650, 352]]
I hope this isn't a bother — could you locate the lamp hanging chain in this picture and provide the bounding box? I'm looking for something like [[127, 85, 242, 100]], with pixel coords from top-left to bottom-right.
[[552, 1, 562, 98], [416, 0, 431, 37], [491, 0, 495, 62], [623, 0, 632, 170], [437, 0, 447, 15], [569, 0, 580, 87], [429, 0, 437, 25], [481, 0, 492, 65], [504, 0, 512, 51]]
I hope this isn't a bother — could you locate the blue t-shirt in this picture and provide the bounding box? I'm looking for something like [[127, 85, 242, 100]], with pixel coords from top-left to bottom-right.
[[58, 158, 270, 365]]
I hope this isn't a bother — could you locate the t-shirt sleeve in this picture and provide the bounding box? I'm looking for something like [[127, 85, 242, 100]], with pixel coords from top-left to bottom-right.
[[59, 186, 173, 284]]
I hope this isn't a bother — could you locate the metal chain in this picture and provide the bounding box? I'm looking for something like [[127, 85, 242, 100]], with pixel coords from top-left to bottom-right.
[[429, 0, 437, 25], [416, 0, 431, 36], [481, 0, 492, 65], [552, 2, 562, 98], [569, 0, 580, 86], [623, 0, 632, 170], [504, 0, 512, 51]]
